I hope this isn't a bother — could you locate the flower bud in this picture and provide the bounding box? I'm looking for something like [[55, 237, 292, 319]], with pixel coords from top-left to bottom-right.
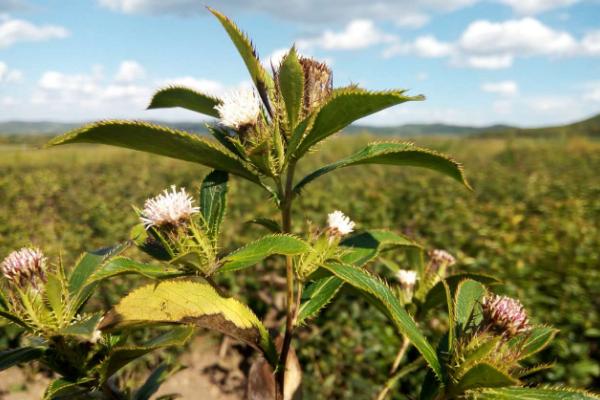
[[428, 249, 456, 274], [1, 247, 47, 288], [482, 294, 530, 337], [299, 57, 332, 116], [396, 269, 418, 303], [140, 185, 199, 230]]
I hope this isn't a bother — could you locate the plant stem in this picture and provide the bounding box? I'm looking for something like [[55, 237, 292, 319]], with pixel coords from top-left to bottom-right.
[[375, 335, 411, 400], [275, 160, 297, 400], [374, 357, 425, 400]]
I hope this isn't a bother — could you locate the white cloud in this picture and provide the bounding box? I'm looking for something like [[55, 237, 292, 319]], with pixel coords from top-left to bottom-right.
[[298, 19, 396, 51], [115, 60, 146, 82], [582, 31, 600, 55], [157, 76, 227, 96], [0, 16, 69, 48], [481, 80, 519, 96], [98, 0, 477, 27], [265, 48, 288, 68], [0, 61, 22, 83], [459, 18, 578, 58], [459, 55, 514, 69], [384, 17, 596, 69], [395, 13, 430, 28], [583, 82, 600, 102], [497, 0, 578, 15], [383, 36, 454, 58]]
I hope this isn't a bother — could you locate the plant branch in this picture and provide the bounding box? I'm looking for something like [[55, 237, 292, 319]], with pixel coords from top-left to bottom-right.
[[374, 357, 425, 400], [275, 160, 297, 400], [375, 335, 412, 400]]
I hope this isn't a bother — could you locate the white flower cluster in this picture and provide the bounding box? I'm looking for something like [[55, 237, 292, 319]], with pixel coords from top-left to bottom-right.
[[429, 249, 456, 272], [215, 89, 261, 130], [327, 210, 355, 236], [141, 186, 199, 229], [1, 247, 46, 287], [396, 269, 418, 288]]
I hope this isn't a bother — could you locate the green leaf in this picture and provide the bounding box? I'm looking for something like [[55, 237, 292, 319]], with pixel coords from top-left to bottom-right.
[[47, 121, 259, 183], [89, 257, 183, 283], [510, 326, 558, 360], [466, 387, 600, 400], [0, 310, 30, 329], [455, 279, 486, 330], [246, 218, 282, 233], [218, 234, 311, 273], [321, 262, 443, 379], [340, 229, 421, 266], [45, 273, 65, 323], [296, 231, 421, 326], [0, 346, 45, 371], [43, 378, 93, 400], [295, 141, 470, 193], [99, 280, 277, 366], [69, 245, 123, 295], [60, 313, 103, 338], [278, 47, 304, 130], [421, 273, 499, 315], [200, 170, 229, 241], [147, 86, 221, 117], [454, 363, 518, 394], [294, 88, 424, 157], [98, 326, 193, 382], [208, 7, 274, 112], [134, 362, 184, 400], [297, 276, 344, 324]]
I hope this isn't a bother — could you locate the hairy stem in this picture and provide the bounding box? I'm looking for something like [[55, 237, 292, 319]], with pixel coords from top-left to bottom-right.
[[275, 160, 297, 400], [375, 335, 412, 400]]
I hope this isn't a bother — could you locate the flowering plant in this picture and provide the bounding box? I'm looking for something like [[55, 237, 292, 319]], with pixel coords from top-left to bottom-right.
[[1, 7, 598, 400]]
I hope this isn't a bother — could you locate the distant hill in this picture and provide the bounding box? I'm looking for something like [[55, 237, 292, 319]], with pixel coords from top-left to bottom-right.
[[477, 113, 600, 139], [1, 113, 599, 138]]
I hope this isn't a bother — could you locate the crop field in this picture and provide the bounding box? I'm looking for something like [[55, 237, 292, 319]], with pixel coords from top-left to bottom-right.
[[0, 134, 599, 399]]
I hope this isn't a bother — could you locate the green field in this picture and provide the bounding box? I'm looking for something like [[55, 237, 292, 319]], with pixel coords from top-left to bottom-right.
[[1, 134, 599, 398]]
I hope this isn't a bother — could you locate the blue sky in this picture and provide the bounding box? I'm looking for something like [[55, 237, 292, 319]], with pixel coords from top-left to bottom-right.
[[0, 0, 599, 126]]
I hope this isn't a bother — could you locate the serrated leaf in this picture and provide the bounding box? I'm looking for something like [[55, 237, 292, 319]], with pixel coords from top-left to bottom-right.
[[297, 276, 344, 324], [278, 47, 304, 130], [209, 7, 274, 112], [0, 310, 30, 329], [421, 273, 499, 315], [98, 326, 193, 382], [43, 378, 93, 400], [0, 346, 45, 371], [321, 262, 443, 379], [200, 170, 229, 241], [89, 257, 183, 283], [455, 279, 486, 330], [46, 121, 259, 183], [218, 234, 311, 273], [295, 141, 470, 193], [510, 326, 558, 360], [69, 245, 124, 295], [294, 89, 424, 157], [60, 313, 103, 338], [246, 218, 282, 233], [147, 86, 221, 117], [133, 362, 185, 400], [99, 280, 277, 366], [466, 387, 600, 400], [296, 231, 420, 325], [45, 273, 65, 323], [453, 363, 518, 394], [340, 229, 421, 266]]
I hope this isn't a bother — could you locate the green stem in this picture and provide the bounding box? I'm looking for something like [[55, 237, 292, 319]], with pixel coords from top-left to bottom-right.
[[375, 356, 424, 400], [275, 160, 297, 400], [375, 335, 412, 400]]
